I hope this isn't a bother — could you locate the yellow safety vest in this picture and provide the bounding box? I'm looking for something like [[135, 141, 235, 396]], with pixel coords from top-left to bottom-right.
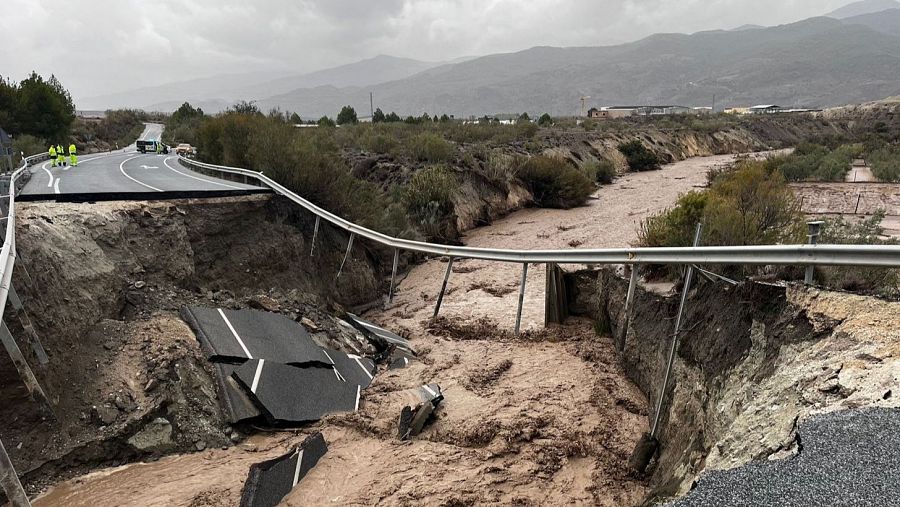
[[49, 146, 56, 157], [69, 144, 76, 155]]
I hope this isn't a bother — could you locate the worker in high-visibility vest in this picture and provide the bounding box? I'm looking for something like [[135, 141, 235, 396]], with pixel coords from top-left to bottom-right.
[[68, 143, 78, 166], [48, 145, 57, 167], [156, 141, 162, 154], [56, 144, 66, 167]]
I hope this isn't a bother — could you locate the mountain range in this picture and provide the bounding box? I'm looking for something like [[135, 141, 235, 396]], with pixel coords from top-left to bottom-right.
[[79, 0, 900, 117]]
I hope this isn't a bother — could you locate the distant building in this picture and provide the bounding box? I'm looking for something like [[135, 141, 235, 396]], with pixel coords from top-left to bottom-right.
[[748, 105, 782, 114], [724, 107, 749, 115], [693, 107, 713, 115], [587, 107, 609, 119]]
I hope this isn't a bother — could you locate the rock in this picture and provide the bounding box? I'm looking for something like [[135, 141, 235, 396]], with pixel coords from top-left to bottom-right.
[[128, 418, 175, 452], [125, 291, 145, 306], [195, 440, 207, 451], [114, 394, 137, 412], [300, 317, 320, 332], [248, 295, 279, 312], [133, 280, 146, 289], [92, 404, 119, 425], [144, 378, 159, 392]]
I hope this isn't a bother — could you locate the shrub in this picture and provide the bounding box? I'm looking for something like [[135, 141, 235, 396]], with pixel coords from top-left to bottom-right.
[[767, 142, 858, 182], [816, 211, 900, 297], [618, 140, 659, 171], [594, 159, 617, 184], [11, 134, 45, 165], [337, 106, 357, 125], [406, 133, 454, 163], [638, 191, 708, 249], [403, 165, 459, 241], [538, 113, 553, 126], [484, 151, 525, 184], [517, 156, 594, 209], [317, 116, 336, 128], [869, 146, 900, 182]]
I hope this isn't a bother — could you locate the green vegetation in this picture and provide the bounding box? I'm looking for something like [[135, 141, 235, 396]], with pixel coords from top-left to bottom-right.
[[337, 106, 358, 125], [0, 73, 75, 142], [165, 102, 206, 145], [517, 156, 594, 209], [538, 113, 553, 127], [407, 133, 454, 163], [764, 142, 860, 182], [639, 160, 803, 249], [403, 165, 459, 241], [868, 145, 900, 182], [618, 140, 660, 172], [579, 159, 616, 184]]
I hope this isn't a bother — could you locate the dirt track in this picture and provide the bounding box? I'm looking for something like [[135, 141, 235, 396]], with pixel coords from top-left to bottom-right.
[[29, 152, 752, 506]]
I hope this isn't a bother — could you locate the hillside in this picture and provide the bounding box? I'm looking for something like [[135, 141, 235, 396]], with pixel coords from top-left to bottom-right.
[[842, 7, 900, 36], [825, 0, 900, 18], [259, 17, 900, 117]]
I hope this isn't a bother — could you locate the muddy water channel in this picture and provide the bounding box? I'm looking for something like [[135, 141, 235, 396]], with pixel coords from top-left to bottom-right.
[[30, 153, 752, 506]]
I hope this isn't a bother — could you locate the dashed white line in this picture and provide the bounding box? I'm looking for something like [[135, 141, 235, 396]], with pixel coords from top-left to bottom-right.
[[292, 449, 305, 486], [53, 178, 60, 194], [41, 162, 53, 188], [250, 359, 265, 393], [354, 385, 361, 411], [163, 157, 244, 189], [350, 355, 374, 380], [217, 308, 253, 359], [119, 156, 163, 192]]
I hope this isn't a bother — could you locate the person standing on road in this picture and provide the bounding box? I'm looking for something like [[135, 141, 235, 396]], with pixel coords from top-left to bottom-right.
[[56, 144, 65, 167], [68, 143, 77, 166], [48, 145, 57, 167], [156, 141, 161, 154]]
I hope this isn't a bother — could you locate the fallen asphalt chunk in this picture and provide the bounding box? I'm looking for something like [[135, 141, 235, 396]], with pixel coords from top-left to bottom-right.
[[240, 432, 327, 507], [214, 362, 262, 424], [395, 384, 444, 440], [343, 313, 415, 356], [322, 347, 375, 389], [232, 359, 360, 424], [181, 306, 327, 365]]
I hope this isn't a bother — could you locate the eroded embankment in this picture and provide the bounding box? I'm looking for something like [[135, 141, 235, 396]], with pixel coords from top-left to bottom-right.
[[1, 195, 381, 492], [569, 268, 900, 502]]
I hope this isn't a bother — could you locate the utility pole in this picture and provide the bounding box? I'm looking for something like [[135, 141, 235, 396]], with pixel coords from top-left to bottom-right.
[[370, 92, 374, 118], [712, 94, 717, 113], [580, 96, 591, 117]]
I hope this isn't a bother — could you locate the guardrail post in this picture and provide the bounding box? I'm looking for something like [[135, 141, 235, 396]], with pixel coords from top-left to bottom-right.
[[0, 437, 30, 507], [544, 263, 568, 326], [0, 320, 53, 419], [8, 286, 48, 365], [388, 249, 400, 303], [621, 265, 640, 351], [805, 221, 824, 285], [432, 257, 454, 319], [335, 233, 355, 279], [514, 263, 529, 334], [309, 216, 321, 257]]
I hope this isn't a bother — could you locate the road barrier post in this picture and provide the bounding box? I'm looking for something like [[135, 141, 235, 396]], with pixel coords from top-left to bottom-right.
[[514, 263, 529, 335], [0, 437, 30, 507], [433, 257, 455, 319], [309, 216, 320, 257], [0, 321, 53, 419], [335, 233, 355, 279], [544, 263, 568, 325], [388, 249, 400, 303], [621, 265, 640, 351], [805, 221, 824, 285], [8, 286, 48, 365]]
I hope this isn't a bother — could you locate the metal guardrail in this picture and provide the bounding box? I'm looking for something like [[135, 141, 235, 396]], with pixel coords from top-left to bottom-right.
[[179, 156, 900, 268]]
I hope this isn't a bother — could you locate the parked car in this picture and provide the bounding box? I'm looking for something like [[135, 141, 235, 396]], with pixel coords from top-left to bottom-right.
[[175, 144, 195, 156]]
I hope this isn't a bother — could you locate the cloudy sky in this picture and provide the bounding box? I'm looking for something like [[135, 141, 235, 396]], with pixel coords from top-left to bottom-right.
[[2, 0, 852, 100]]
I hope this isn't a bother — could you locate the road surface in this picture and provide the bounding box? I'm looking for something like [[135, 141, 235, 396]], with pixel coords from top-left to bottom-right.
[[19, 124, 268, 201]]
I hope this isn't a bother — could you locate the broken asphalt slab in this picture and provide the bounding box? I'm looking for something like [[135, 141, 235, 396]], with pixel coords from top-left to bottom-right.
[[668, 407, 900, 506], [240, 432, 328, 507], [232, 359, 360, 424], [181, 306, 327, 365]]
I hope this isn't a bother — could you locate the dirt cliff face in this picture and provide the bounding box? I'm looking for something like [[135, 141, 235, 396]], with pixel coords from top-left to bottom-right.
[[569, 269, 899, 502]]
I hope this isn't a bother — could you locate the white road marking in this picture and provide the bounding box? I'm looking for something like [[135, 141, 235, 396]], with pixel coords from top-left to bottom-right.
[[119, 156, 163, 192], [163, 157, 244, 189], [53, 178, 60, 194], [349, 355, 374, 380], [250, 359, 265, 393], [322, 350, 346, 382], [41, 162, 53, 188], [217, 308, 253, 359], [354, 385, 361, 411], [422, 385, 438, 398], [292, 449, 305, 486]]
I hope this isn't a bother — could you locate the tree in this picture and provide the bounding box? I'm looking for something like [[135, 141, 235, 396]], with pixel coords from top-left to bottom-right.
[[289, 112, 302, 124], [14, 72, 75, 140], [373, 108, 386, 123], [421, 113, 431, 123], [517, 112, 531, 123], [385, 112, 401, 123], [439, 114, 451, 123], [229, 100, 261, 115], [318, 116, 336, 128], [172, 102, 204, 123], [337, 105, 358, 125], [538, 113, 553, 126]]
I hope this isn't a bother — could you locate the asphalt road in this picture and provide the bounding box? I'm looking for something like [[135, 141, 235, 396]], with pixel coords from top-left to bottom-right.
[[668, 407, 900, 506], [19, 123, 267, 201]]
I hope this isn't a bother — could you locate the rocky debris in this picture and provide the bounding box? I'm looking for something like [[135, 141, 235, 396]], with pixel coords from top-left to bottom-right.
[[91, 404, 119, 426], [248, 295, 280, 312], [127, 418, 175, 452]]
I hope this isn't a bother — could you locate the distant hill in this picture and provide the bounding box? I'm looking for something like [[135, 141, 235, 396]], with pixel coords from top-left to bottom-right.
[[78, 55, 449, 112], [841, 7, 900, 36], [258, 16, 900, 117], [825, 0, 900, 18]]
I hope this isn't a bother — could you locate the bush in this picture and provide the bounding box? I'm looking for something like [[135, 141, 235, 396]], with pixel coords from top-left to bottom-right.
[[869, 146, 900, 182], [594, 159, 617, 184], [618, 140, 660, 171], [517, 156, 594, 209], [317, 116, 336, 128], [767, 142, 857, 182], [816, 211, 900, 297], [406, 133, 454, 163], [538, 113, 553, 126], [11, 134, 45, 165], [403, 165, 458, 241], [638, 191, 708, 249], [337, 106, 357, 125]]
